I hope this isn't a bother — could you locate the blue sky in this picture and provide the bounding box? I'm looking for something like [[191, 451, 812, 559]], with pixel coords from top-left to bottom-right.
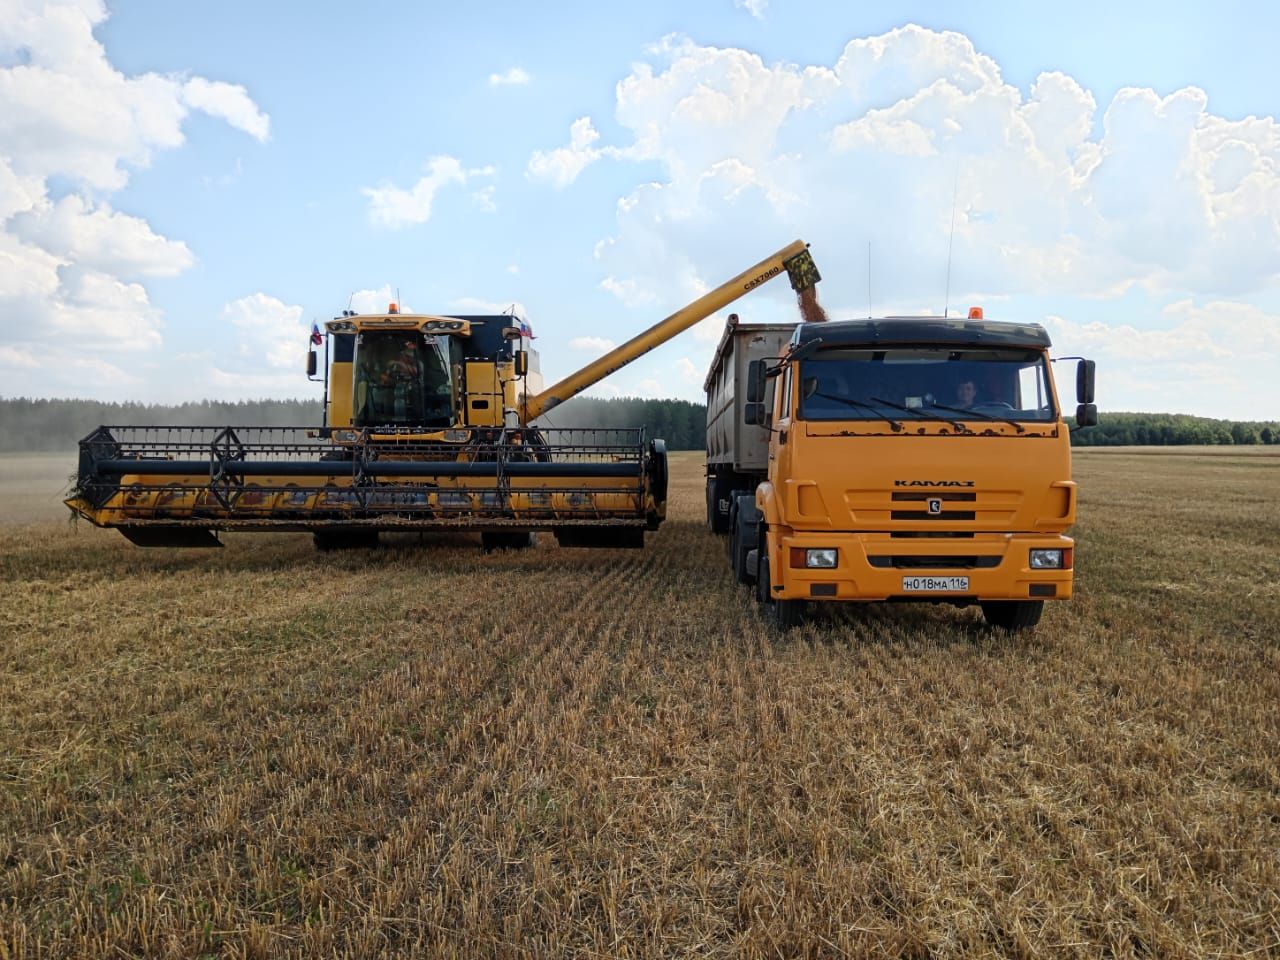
[[2, 0, 1278, 419]]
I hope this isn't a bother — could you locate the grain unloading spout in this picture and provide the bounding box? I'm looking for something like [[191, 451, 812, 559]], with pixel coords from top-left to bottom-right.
[[522, 240, 821, 423]]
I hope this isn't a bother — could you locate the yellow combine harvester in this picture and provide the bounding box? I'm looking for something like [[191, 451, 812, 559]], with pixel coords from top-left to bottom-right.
[[66, 241, 822, 549]]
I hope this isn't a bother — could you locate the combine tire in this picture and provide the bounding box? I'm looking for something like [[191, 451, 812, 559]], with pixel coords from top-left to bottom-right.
[[313, 530, 379, 551], [482, 532, 535, 552], [980, 600, 1043, 632], [757, 553, 804, 631]]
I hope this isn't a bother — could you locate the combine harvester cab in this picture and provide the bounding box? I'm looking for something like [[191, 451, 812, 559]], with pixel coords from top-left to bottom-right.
[[67, 241, 822, 550]]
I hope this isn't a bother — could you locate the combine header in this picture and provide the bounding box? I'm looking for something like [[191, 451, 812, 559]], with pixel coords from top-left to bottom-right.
[[66, 240, 822, 549]]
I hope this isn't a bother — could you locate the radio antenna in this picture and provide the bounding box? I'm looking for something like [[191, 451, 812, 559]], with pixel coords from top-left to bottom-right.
[[943, 165, 959, 319]]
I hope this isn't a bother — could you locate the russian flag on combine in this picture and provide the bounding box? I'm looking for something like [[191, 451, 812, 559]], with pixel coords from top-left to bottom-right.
[[518, 319, 535, 339], [310, 322, 323, 345]]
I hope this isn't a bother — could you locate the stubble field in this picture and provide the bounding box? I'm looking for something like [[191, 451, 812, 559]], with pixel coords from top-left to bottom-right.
[[0, 448, 1277, 958]]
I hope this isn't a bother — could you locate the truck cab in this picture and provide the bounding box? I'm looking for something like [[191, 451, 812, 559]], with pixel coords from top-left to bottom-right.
[[715, 313, 1096, 631]]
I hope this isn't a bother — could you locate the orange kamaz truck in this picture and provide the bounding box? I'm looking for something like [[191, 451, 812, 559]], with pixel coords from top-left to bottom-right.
[[705, 310, 1097, 630]]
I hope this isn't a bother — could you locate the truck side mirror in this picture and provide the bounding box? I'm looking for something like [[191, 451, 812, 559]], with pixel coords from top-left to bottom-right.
[[1076, 359, 1095, 404], [746, 359, 767, 404], [514, 349, 529, 377], [307, 351, 318, 378], [744, 401, 765, 426], [1075, 403, 1098, 428]]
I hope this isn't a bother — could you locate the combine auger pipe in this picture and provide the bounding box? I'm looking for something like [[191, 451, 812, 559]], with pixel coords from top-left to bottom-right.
[[523, 239, 819, 422]]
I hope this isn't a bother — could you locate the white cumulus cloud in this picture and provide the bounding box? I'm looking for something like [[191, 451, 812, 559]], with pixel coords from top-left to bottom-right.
[[348, 285, 407, 314], [488, 67, 531, 87], [222, 292, 308, 371], [0, 0, 269, 397], [676, 356, 702, 384], [1045, 299, 1280, 418], [182, 78, 271, 142], [362, 156, 495, 228], [529, 25, 1280, 316], [527, 117, 621, 188], [514, 25, 1280, 412], [13, 195, 194, 277], [569, 336, 617, 354]]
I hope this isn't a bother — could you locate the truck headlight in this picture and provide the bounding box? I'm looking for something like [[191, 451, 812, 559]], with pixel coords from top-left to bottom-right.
[[806, 548, 838, 568], [1029, 549, 1063, 569]]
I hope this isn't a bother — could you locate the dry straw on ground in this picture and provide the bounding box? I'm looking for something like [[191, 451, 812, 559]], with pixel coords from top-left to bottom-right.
[[1, 449, 1277, 958]]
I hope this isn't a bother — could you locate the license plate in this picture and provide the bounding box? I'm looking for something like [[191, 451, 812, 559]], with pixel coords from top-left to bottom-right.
[[902, 575, 969, 592]]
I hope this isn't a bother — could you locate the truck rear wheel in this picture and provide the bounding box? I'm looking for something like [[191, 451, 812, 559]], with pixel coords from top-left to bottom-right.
[[707, 473, 732, 534], [728, 498, 757, 585], [980, 600, 1043, 631], [757, 553, 804, 631]]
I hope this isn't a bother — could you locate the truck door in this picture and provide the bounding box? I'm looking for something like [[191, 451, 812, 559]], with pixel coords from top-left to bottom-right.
[[771, 363, 794, 474]]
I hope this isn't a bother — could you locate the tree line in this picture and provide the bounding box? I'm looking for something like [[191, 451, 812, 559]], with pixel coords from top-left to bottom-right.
[[0, 398, 324, 452], [532, 396, 707, 449], [1069, 411, 1280, 446], [0, 396, 710, 452]]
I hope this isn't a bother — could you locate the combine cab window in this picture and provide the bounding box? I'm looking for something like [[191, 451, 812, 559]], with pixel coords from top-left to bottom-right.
[[798, 347, 1056, 423], [353, 333, 453, 428]]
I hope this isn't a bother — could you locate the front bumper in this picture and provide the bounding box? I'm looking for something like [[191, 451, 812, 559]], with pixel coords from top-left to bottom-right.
[[772, 531, 1075, 603]]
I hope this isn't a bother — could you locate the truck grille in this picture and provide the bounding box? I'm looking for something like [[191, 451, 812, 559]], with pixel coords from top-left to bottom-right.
[[868, 555, 1001, 569]]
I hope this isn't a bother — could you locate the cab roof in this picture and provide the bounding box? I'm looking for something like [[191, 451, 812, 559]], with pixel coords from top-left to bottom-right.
[[793, 316, 1051, 350]]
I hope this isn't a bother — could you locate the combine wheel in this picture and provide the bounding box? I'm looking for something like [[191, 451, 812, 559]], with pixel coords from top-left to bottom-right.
[[313, 530, 379, 551], [756, 552, 804, 632], [482, 532, 535, 552], [980, 600, 1043, 632]]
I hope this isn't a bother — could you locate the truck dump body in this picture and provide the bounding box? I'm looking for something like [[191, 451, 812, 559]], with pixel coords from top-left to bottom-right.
[[705, 318, 797, 473], [703, 318, 797, 533]]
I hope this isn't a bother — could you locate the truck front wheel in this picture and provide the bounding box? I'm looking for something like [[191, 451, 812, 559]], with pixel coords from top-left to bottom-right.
[[980, 600, 1043, 631], [757, 553, 804, 631]]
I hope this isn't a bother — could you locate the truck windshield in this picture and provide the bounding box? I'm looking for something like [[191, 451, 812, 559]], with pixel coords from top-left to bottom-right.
[[797, 346, 1055, 423], [353, 332, 453, 428]]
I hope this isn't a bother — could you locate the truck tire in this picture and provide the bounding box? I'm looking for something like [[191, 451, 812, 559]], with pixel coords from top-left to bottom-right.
[[980, 600, 1043, 631], [729, 497, 758, 585], [757, 552, 804, 631]]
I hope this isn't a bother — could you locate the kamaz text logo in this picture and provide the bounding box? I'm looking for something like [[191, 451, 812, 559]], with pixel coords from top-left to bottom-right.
[[894, 480, 975, 487], [744, 265, 783, 291]]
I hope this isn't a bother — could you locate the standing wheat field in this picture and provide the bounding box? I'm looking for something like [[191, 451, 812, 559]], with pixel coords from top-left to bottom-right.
[[1, 449, 1277, 958]]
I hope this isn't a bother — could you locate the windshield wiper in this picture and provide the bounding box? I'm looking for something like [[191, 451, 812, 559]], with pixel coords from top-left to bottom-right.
[[869, 396, 975, 434], [927, 400, 1025, 434], [810, 392, 902, 431]]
